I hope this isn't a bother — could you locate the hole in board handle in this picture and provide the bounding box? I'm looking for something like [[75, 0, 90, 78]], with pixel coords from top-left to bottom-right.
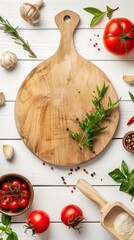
[[63, 15, 71, 22]]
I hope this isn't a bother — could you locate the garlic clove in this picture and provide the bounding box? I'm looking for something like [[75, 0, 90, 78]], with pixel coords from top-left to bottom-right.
[[0, 51, 17, 70], [0, 92, 6, 106], [19, 0, 44, 25], [3, 144, 14, 160]]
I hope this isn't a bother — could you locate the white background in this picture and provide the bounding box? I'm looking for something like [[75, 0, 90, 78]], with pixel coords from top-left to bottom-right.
[[0, 0, 134, 239]]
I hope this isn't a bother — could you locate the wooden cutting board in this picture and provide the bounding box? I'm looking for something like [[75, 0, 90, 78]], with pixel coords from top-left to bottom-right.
[[15, 10, 119, 166]]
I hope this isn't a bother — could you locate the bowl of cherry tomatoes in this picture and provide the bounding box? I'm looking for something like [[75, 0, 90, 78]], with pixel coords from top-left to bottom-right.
[[0, 173, 34, 216]]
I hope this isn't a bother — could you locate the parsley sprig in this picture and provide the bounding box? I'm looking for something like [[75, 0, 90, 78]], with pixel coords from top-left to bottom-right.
[[0, 214, 18, 240], [109, 160, 134, 201], [0, 16, 37, 58], [67, 82, 120, 152]]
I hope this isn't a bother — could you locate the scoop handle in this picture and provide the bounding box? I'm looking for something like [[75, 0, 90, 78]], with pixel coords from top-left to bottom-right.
[[55, 10, 80, 54], [77, 179, 107, 209]]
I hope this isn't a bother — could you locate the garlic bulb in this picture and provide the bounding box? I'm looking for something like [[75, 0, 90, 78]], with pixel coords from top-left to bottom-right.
[[19, 0, 44, 24], [0, 51, 17, 70], [0, 92, 6, 106], [3, 144, 14, 160]]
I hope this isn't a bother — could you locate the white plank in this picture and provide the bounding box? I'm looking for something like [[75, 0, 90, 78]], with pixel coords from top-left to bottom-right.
[[0, 186, 133, 223], [0, 0, 133, 29], [0, 139, 134, 186], [0, 29, 134, 60], [0, 101, 133, 138], [0, 222, 115, 240]]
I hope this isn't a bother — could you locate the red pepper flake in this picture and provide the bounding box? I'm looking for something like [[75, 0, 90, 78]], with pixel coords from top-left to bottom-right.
[[127, 116, 134, 125], [95, 43, 98, 46], [93, 44, 96, 47], [42, 162, 45, 165], [71, 190, 74, 193], [98, 48, 101, 51]]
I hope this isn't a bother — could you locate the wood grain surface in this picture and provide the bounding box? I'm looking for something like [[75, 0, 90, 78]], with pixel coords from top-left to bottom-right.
[[15, 10, 119, 166]]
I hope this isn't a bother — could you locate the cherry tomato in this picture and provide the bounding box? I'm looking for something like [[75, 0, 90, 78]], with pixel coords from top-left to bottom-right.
[[22, 189, 30, 199], [1, 199, 9, 210], [1, 182, 11, 191], [61, 204, 84, 229], [27, 210, 50, 234], [9, 200, 19, 212], [21, 182, 28, 190], [11, 180, 22, 191], [19, 197, 29, 209], [103, 18, 134, 55]]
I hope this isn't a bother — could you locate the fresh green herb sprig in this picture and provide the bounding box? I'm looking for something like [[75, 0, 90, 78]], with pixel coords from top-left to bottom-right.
[[0, 16, 37, 58], [0, 214, 18, 240], [84, 6, 119, 27], [109, 160, 134, 201], [67, 82, 120, 152], [129, 91, 134, 102]]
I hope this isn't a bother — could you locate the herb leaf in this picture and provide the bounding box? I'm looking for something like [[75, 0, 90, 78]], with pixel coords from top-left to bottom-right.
[[67, 82, 120, 151], [109, 161, 134, 200], [129, 92, 134, 102], [84, 6, 119, 27], [0, 16, 37, 58], [0, 214, 18, 240], [1, 215, 11, 227], [108, 168, 126, 183]]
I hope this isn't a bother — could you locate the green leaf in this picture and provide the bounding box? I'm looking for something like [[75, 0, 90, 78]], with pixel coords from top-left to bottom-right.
[[1, 215, 11, 227], [121, 160, 129, 177], [129, 92, 134, 102], [0, 226, 5, 231], [108, 168, 126, 183], [6, 232, 18, 240], [90, 14, 104, 28], [0, 238, 4, 240], [106, 6, 113, 19], [84, 7, 103, 15], [120, 181, 130, 193]]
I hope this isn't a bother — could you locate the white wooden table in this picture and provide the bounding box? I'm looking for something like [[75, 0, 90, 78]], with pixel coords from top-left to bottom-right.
[[0, 0, 134, 239]]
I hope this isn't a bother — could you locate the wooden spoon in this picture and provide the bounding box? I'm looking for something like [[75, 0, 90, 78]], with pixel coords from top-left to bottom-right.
[[77, 179, 134, 240], [15, 10, 119, 166]]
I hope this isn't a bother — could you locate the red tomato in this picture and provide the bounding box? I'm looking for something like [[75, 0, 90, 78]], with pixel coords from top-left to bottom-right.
[[103, 18, 134, 55], [27, 210, 50, 234], [21, 182, 28, 190], [9, 200, 19, 212], [61, 204, 84, 229], [1, 199, 10, 210], [22, 189, 30, 199], [1, 182, 11, 191], [19, 197, 29, 208], [11, 180, 22, 191]]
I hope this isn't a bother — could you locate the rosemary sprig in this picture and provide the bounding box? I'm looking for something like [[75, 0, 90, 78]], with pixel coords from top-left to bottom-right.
[[67, 82, 120, 152], [0, 16, 37, 58]]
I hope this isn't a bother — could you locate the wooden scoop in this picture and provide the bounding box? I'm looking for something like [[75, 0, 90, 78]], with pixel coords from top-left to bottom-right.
[[15, 10, 119, 166], [77, 179, 134, 240], [123, 75, 134, 84]]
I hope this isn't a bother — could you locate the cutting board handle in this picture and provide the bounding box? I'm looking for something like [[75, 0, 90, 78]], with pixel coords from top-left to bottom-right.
[[55, 10, 80, 54], [77, 179, 107, 209]]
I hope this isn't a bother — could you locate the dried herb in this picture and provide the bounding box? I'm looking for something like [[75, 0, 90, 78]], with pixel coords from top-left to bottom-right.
[[67, 82, 120, 152], [109, 160, 134, 201], [0, 214, 18, 240], [84, 6, 119, 27], [0, 16, 37, 58]]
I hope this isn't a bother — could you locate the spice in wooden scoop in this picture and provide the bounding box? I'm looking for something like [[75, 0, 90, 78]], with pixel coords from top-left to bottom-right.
[[114, 211, 134, 240]]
